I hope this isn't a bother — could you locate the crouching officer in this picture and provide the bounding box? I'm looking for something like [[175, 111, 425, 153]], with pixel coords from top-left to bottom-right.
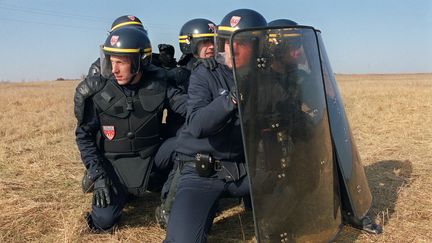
[[155, 18, 217, 228], [163, 9, 267, 242], [75, 26, 186, 232], [76, 15, 181, 193]]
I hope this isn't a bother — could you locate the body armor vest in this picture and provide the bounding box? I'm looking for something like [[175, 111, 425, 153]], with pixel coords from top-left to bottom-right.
[[93, 77, 167, 158]]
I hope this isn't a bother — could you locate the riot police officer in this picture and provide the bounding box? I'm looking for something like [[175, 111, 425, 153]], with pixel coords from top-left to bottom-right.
[[163, 9, 267, 242], [163, 18, 216, 138], [75, 26, 186, 232], [156, 18, 217, 229], [267, 19, 322, 118], [76, 15, 179, 193]]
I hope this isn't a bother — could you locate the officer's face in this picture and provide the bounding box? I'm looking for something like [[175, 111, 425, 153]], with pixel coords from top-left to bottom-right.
[[224, 39, 252, 69], [284, 44, 303, 65], [110, 55, 134, 85], [196, 39, 214, 58]]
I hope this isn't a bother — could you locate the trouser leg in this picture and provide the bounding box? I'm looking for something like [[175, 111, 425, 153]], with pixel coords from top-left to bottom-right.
[[149, 137, 176, 191], [164, 166, 224, 243], [86, 167, 129, 232]]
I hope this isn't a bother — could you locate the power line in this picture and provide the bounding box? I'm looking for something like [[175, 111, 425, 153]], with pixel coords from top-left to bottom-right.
[[0, 3, 180, 31], [0, 2, 111, 23], [0, 17, 102, 30]]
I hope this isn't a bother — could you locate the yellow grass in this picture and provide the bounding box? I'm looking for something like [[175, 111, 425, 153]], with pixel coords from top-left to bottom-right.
[[0, 74, 431, 242]]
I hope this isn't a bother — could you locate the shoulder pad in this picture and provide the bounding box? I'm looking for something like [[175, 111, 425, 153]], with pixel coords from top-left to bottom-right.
[[87, 58, 101, 77], [143, 64, 168, 82], [84, 76, 107, 95]]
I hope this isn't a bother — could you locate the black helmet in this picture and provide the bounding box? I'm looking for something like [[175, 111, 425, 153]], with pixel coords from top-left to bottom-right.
[[101, 26, 152, 77], [110, 15, 147, 34], [216, 9, 267, 53], [178, 18, 216, 55], [217, 9, 267, 39], [268, 19, 298, 27], [268, 19, 302, 50], [267, 19, 304, 67]]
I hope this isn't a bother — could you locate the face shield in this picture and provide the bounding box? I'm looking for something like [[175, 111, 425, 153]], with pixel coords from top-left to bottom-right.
[[215, 27, 259, 69], [100, 45, 113, 78]]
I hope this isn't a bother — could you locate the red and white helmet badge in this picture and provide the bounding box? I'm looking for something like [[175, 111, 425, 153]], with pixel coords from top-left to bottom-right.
[[230, 16, 241, 27], [110, 35, 119, 46]]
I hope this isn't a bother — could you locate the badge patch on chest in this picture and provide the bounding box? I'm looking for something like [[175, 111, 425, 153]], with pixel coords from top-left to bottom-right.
[[102, 126, 115, 140]]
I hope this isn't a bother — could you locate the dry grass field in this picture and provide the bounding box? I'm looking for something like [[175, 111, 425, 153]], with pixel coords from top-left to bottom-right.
[[0, 73, 431, 242]]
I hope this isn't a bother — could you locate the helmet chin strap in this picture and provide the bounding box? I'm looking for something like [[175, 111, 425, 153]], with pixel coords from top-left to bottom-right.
[[128, 59, 142, 85], [129, 71, 142, 85]]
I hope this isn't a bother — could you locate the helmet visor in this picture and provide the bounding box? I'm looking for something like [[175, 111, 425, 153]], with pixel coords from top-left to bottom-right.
[[100, 45, 113, 78]]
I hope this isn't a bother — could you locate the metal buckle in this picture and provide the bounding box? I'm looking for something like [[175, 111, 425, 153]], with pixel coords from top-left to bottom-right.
[[214, 160, 222, 171]]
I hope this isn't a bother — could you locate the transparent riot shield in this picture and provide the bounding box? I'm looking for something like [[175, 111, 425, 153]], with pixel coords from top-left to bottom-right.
[[317, 32, 372, 221], [231, 27, 341, 242]]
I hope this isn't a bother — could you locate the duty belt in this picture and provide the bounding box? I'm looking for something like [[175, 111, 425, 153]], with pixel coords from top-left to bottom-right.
[[175, 153, 247, 182]]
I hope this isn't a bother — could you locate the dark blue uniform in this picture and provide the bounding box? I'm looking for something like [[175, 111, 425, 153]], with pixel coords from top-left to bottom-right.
[[159, 57, 196, 201], [76, 66, 186, 231], [162, 56, 196, 138], [164, 63, 249, 242]]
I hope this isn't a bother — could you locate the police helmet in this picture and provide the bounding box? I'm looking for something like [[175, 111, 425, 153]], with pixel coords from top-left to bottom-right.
[[178, 18, 216, 55], [101, 26, 152, 77], [268, 19, 298, 27], [110, 15, 147, 34], [216, 9, 267, 53], [268, 18, 302, 51]]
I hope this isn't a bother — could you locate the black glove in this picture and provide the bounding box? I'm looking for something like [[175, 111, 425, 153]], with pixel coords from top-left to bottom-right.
[[195, 57, 218, 70], [74, 76, 107, 125], [81, 170, 94, 193], [92, 176, 117, 208], [158, 44, 177, 68], [166, 67, 191, 92]]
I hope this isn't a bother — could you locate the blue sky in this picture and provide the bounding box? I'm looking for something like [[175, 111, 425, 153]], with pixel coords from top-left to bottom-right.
[[0, 0, 431, 81]]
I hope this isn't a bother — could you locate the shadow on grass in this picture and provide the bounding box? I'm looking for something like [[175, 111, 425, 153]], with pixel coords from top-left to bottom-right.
[[120, 192, 162, 227], [336, 159, 413, 241], [366, 159, 413, 222]]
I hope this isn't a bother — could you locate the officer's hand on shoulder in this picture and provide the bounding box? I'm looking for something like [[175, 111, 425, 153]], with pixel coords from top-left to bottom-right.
[[194, 57, 218, 70], [74, 76, 107, 125], [167, 67, 191, 89]]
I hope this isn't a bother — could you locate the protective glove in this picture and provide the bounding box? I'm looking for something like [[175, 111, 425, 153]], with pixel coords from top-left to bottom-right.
[[195, 57, 218, 70], [81, 170, 94, 193], [74, 76, 106, 125], [158, 44, 177, 68], [92, 176, 117, 208]]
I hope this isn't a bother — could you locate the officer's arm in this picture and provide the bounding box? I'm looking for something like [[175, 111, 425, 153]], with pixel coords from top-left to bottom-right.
[[74, 76, 107, 126], [75, 100, 105, 181], [186, 71, 237, 138], [166, 67, 191, 93], [166, 84, 187, 117]]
